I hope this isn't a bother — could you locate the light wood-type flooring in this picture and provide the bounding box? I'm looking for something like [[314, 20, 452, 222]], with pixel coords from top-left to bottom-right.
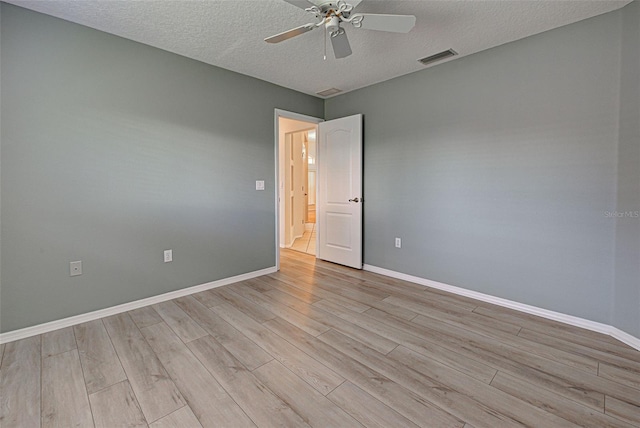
[[291, 224, 316, 256], [2, 249, 639, 427]]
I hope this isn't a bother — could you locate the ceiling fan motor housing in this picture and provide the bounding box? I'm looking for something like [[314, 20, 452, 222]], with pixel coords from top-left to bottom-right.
[[326, 15, 341, 33]]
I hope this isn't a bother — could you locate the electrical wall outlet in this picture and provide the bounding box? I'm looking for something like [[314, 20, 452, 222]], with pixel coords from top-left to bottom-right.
[[164, 249, 173, 263], [395, 238, 402, 248], [70, 261, 82, 276]]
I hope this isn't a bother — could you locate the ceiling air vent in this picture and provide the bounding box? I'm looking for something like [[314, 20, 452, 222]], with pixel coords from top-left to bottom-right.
[[316, 88, 343, 97], [418, 49, 457, 66]]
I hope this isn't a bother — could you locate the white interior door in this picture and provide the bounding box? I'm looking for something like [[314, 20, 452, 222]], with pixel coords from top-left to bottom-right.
[[317, 114, 363, 269]]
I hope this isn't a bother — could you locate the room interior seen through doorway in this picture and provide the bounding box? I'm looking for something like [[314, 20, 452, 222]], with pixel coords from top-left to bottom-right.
[[279, 117, 317, 256]]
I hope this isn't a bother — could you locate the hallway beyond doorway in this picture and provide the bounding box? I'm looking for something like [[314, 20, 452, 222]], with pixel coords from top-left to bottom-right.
[[291, 223, 316, 255]]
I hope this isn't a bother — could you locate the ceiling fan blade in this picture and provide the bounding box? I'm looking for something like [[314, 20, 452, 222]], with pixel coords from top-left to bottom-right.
[[331, 30, 352, 59], [282, 0, 316, 10], [265, 23, 316, 44], [354, 13, 416, 33]]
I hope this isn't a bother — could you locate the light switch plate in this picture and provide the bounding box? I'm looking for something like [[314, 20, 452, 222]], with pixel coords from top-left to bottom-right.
[[164, 249, 173, 263], [70, 261, 82, 276], [256, 180, 265, 191]]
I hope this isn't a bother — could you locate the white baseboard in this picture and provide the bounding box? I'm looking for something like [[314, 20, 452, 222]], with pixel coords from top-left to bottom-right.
[[0, 266, 277, 344], [363, 264, 640, 351], [609, 328, 640, 351]]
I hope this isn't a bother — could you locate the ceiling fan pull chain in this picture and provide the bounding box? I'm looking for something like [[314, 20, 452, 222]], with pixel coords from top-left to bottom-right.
[[324, 22, 327, 60]]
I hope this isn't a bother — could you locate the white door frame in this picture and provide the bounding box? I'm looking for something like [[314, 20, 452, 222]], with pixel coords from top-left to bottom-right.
[[274, 109, 323, 270]]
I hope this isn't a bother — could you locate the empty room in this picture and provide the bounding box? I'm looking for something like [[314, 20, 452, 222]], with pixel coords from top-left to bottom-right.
[[1, 0, 639, 427]]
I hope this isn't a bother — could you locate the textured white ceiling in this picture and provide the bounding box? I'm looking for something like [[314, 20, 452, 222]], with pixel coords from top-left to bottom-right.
[[5, 0, 631, 98]]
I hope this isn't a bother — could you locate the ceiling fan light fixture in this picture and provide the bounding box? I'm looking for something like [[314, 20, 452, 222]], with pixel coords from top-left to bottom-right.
[[418, 49, 458, 66], [267, 0, 417, 59], [316, 88, 343, 97]]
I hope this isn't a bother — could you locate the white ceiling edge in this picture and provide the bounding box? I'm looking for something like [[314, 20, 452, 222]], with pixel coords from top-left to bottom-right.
[[3, 0, 632, 99]]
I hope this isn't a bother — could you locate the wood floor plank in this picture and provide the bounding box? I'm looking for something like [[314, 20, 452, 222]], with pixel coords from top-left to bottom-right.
[[42, 326, 77, 358], [356, 298, 419, 321], [267, 273, 418, 320], [74, 320, 127, 394], [128, 306, 163, 329], [308, 293, 371, 313], [241, 284, 398, 354], [89, 380, 147, 428], [213, 287, 277, 323], [280, 257, 425, 299], [360, 278, 479, 313], [252, 276, 321, 304], [382, 297, 522, 336], [475, 304, 628, 348], [282, 257, 428, 305], [518, 328, 640, 373], [384, 296, 520, 335], [253, 360, 360, 428], [319, 328, 526, 428], [234, 283, 331, 337], [264, 317, 465, 428], [150, 406, 203, 428], [213, 301, 345, 396], [286, 264, 389, 300], [0, 336, 41, 427], [236, 278, 273, 293], [141, 322, 256, 427], [473, 305, 632, 350], [490, 371, 634, 428], [599, 362, 640, 390], [187, 335, 311, 428], [191, 289, 228, 309], [388, 346, 580, 428], [325, 305, 498, 384], [271, 270, 390, 305], [367, 306, 604, 410], [153, 300, 208, 343], [605, 396, 640, 426], [327, 381, 419, 428], [407, 313, 608, 410], [173, 295, 273, 371], [411, 312, 599, 374], [409, 314, 640, 409], [103, 313, 185, 422], [42, 349, 94, 428]]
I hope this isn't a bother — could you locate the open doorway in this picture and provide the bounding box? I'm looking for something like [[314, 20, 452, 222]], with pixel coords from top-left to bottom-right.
[[275, 110, 363, 270], [286, 128, 316, 255], [275, 110, 323, 265]]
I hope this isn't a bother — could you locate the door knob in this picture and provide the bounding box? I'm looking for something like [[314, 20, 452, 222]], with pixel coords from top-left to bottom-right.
[[349, 197, 360, 203]]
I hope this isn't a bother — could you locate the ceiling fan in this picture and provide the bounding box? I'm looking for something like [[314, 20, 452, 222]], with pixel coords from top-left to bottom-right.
[[265, 0, 416, 59]]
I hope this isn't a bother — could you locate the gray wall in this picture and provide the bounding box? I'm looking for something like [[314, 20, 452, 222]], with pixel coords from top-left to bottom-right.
[[614, 0, 640, 337], [0, 3, 323, 332], [326, 9, 624, 325]]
